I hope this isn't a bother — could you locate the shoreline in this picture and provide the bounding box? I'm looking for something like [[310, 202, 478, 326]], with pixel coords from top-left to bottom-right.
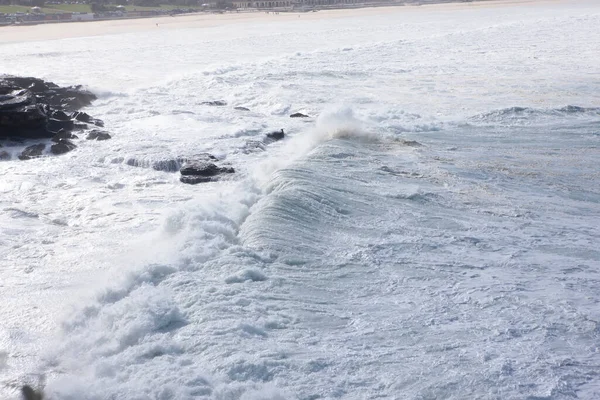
[[0, 0, 568, 44]]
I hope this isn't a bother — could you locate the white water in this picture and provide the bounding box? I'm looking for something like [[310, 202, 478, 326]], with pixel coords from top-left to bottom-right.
[[1, 2, 600, 399]]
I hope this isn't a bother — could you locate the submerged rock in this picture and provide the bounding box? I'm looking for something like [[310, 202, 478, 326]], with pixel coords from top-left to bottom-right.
[[266, 129, 285, 141], [86, 129, 111, 141], [18, 143, 45, 160], [201, 100, 227, 106], [290, 112, 309, 118], [234, 106, 250, 111], [52, 130, 78, 142]]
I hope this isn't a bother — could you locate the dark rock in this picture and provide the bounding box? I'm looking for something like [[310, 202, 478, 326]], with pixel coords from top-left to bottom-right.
[[290, 112, 309, 118], [47, 118, 74, 133], [71, 111, 91, 122], [72, 123, 88, 130], [234, 106, 250, 111], [180, 161, 234, 176], [18, 143, 45, 160], [0, 86, 49, 138], [50, 139, 77, 155], [266, 129, 285, 141], [201, 100, 227, 106], [1, 76, 102, 145], [401, 140, 423, 147], [52, 130, 78, 142], [0, 150, 10, 160], [91, 118, 104, 127], [71, 111, 103, 127], [86, 129, 111, 141], [179, 160, 234, 184], [21, 385, 44, 400], [180, 175, 217, 184], [50, 109, 71, 121]]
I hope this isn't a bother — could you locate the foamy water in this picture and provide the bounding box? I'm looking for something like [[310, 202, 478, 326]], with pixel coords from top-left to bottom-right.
[[1, 2, 600, 399]]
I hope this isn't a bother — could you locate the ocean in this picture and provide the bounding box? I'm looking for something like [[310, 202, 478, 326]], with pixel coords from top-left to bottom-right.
[[1, 1, 600, 399]]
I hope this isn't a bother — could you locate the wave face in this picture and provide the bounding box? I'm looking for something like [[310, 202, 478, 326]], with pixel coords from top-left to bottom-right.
[[2, 1, 600, 399]]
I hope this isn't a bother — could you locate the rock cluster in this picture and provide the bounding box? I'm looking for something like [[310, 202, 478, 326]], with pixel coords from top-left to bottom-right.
[[0, 76, 110, 159]]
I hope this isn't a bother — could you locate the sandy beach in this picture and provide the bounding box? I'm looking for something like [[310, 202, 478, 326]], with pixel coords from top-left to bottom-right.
[[0, 0, 568, 44]]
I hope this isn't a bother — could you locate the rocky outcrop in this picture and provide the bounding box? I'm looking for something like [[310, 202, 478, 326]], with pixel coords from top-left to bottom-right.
[[1, 76, 108, 159], [179, 160, 235, 185]]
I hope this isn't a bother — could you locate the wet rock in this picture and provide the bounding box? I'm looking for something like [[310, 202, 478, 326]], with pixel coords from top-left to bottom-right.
[[401, 140, 423, 147], [18, 143, 45, 160], [71, 111, 91, 122], [201, 100, 227, 106], [51, 109, 71, 121], [50, 139, 76, 155], [86, 129, 111, 141], [72, 111, 103, 127], [1, 76, 103, 147], [180, 175, 215, 184], [180, 161, 234, 176], [234, 106, 250, 111], [266, 129, 285, 141], [290, 112, 309, 118], [47, 118, 74, 133], [179, 160, 235, 185], [0, 150, 10, 160], [51, 130, 78, 142]]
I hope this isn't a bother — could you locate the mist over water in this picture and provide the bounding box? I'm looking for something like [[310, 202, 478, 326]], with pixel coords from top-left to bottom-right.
[[1, 1, 600, 399]]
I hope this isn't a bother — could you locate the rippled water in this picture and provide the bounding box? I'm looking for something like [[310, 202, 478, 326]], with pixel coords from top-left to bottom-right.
[[1, 2, 600, 399]]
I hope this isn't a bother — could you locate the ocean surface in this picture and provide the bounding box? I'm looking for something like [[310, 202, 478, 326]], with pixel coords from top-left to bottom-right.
[[1, 2, 600, 399]]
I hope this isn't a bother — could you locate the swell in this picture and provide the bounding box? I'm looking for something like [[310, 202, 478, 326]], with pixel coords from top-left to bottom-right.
[[469, 105, 600, 126]]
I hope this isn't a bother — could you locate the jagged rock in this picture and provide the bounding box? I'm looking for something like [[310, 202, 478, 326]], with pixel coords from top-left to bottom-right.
[[180, 161, 234, 176], [18, 143, 45, 160], [201, 100, 227, 106], [290, 112, 309, 118], [51, 130, 78, 142], [234, 106, 250, 111], [0, 150, 10, 160], [179, 160, 234, 185], [72, 111, 103, 127], [47, 118, 74, 133], [266, 129, 285, 141], [51, 109, 71, 121], [86, 129, 111, 141], [0, 87, 49, 138], [1, 76, 103, 146], [71, 111, 91, 122], [50, 139, 76, 155], [2, 76, 96, 111]]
